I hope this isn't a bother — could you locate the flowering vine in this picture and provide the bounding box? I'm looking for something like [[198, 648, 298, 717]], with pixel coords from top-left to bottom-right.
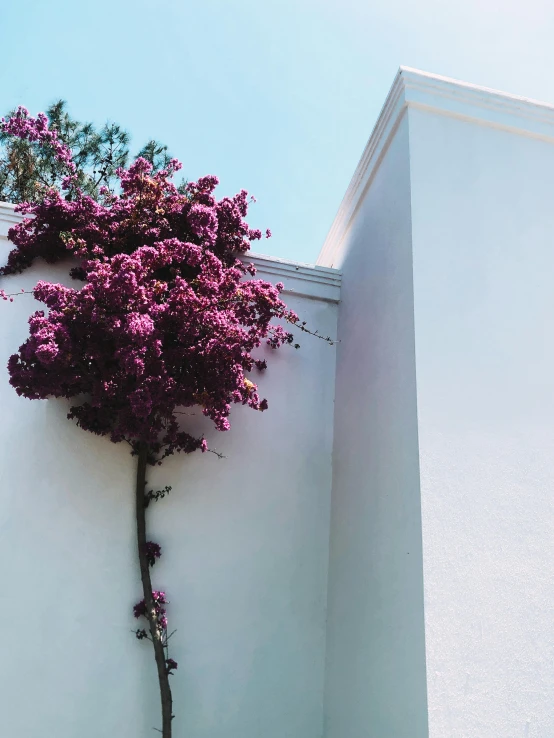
[[0, 107, 306, 737]]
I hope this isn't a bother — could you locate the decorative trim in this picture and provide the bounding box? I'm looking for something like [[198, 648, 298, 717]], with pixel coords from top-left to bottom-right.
[[0, 201, 24, 228], [316, 69, 407, 268], [317, 67, 554, 268], [0, 202, 341, 303], [401, 67, 554, 128], [249, 253, 341, 303]]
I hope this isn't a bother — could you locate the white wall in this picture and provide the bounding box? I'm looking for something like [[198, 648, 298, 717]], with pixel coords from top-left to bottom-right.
[[0, 209, 340, 738], [321, 68, 554, 738], [409, 100, 554, 738], [323, 114, 429, 738]]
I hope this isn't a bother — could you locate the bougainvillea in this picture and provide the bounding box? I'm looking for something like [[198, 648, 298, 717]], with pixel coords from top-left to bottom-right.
[[1, 99, 175, 205], [7, 230, 295, 458], [1, 109, 299, 457], [0, 107, 301, 738]]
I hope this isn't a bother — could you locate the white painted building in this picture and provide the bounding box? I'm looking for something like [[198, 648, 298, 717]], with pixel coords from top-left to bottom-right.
[[1, 69, 553, 737]]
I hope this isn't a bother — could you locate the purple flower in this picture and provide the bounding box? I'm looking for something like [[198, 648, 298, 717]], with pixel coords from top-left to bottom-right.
[[1, 105, 297, 454], [127, 313, 155, 337], [133, 590, 169, 631], [133, 600, 147, 619], [187, 203, 218, 245], [144, 541, 162, 566]]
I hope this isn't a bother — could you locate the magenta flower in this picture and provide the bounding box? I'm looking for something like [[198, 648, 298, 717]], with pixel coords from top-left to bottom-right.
[[0, 110, 298, 462], [133, 590, 169, 631], [166, 658, 178, 673], [144, 541, 162, 566]]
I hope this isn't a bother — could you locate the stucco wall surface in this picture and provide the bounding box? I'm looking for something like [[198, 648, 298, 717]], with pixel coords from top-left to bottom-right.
[[409, 104, 554, 738], [323, 114, 429, 738], [320, 67, 554, 738], [0, 210, 339, 738]]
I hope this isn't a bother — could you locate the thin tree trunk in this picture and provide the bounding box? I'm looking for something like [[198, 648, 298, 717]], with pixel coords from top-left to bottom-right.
[[135, 442, 173, 737]]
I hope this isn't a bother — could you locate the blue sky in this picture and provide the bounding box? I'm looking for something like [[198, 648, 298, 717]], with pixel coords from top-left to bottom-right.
[[1, 0, 553, 263]]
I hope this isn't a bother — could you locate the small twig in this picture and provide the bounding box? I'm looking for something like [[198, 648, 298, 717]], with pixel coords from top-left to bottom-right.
[[0, 289, 34, 298], [286, 318, 338, 345]]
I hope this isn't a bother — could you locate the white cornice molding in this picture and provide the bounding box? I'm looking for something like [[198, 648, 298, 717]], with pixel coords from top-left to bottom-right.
[[0, 201, 23, 230], [316, 68, 407, 269], [317, 67, 554, 268], [0, 202, 341, 303], [249, 253, 341, 303]]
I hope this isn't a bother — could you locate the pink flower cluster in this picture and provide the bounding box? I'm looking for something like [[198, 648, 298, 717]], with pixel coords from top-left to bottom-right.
[[145, 541, 162, 566], [1, 107, 76, 177], [165, 658, 178, 674], [133, 590, 169, 631], [2, 110, 298, 460]]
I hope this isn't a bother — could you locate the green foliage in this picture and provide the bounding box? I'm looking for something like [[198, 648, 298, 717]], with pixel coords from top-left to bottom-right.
[[0, 100, 174, 204]]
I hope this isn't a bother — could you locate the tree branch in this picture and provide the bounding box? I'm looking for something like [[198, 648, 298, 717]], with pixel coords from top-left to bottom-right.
[[135, 443, 173, 737]]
